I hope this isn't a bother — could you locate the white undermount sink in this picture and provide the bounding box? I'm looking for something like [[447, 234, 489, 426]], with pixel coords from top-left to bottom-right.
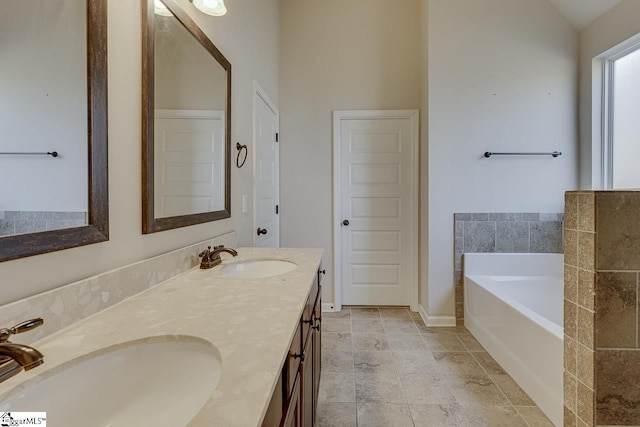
[[0, 337, 221, 427], [221, 259, 297, 278]]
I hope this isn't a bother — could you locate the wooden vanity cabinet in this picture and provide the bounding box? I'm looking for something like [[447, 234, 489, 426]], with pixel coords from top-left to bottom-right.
[[262, 267, 323, 427]]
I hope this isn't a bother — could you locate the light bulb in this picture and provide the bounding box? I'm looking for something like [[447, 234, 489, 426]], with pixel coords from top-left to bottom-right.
[[192, 0, 227, 16], [154, 0, 173, 16]]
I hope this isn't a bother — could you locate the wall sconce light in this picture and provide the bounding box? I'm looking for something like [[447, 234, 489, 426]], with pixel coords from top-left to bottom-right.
[[189, 0, 227, 16], [154, 0, 173, 16]]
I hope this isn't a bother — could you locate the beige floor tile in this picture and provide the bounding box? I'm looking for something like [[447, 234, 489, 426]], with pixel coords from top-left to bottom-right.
[[322, 351, 354, 373], [423, 333, 467, 352], [471, 352, 505, 375], [322, 317, 351, 333], [382, 318, 420, 333], [490, 374, 535, 406], [393, 350, 440, 374], [355, 373, 406, 403], [318, 372, 355, 403], [350, 307, 380, 319], [434, 352, 485, 376], [356, 402, 413, 427], [410, 404, 465, 427], [322, 332, 352, 352], [315, 402, 357, 427], [444, 374, 510, 406], [352, 333, 390, 351], [515, 406, 555, 427], [379, 307, 412, 320], [351, 318, 385, 333], [323, 309, 351, 319], [386, 333, 428, 351], [400, 373, 457, 405], [458, 405, 528, 427], [354, 351, 398, 374], [458, 333, 486, 351]]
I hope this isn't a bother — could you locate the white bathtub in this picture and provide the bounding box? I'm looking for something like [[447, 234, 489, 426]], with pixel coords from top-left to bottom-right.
[[464, 253, 563, 427]]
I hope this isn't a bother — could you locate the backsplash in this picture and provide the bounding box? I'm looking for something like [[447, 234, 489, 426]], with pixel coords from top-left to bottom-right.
[[0, 232, 236, 345], [0, 211, 87, 236], [454, 212, 564, 320]]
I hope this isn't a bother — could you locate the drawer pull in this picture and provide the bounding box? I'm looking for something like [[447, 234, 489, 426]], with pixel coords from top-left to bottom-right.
[[312, 325, 320, 331], [302, 318, 313, 325], [293, 352, 305, 362]]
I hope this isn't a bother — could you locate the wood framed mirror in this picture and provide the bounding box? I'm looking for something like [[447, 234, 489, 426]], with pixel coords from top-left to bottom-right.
[[142, 0, 231, 234], [0, 0, 109, 262]]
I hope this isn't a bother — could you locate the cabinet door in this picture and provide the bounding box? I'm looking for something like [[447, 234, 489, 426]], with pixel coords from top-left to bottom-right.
[[282, 372, 301, 427], [301, 328, 314, 427], [312, 295, 322, 424]]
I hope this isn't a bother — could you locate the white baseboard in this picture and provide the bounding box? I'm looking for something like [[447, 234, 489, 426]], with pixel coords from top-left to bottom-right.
[[322, 303, 336, 312], [418, 305, 457, 327]]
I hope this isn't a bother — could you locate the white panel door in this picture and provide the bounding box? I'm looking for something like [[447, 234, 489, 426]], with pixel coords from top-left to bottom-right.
[[154, 110, 224, 218], [255, 90, 279, 247], [340, 117, 414, 306]]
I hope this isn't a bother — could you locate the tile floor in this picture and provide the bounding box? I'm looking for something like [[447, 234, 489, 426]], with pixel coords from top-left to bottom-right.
[[316, 307, 554, 427]]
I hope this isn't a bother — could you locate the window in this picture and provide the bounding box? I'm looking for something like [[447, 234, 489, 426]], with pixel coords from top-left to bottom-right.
[[603, 43, 640, 189]]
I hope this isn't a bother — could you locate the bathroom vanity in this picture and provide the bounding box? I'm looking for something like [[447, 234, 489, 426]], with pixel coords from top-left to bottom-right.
[[0, 248, 324, 427]]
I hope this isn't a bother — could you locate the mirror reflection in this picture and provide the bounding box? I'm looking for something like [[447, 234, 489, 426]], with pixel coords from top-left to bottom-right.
[[153, 7, 227, 219], [0, 0, 89, 237], [143, 0, 231, 234]]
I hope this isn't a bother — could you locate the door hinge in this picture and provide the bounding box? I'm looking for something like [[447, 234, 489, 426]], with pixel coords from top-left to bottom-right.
[[276, 205, 279, 214], [275, 133, 279, 142]]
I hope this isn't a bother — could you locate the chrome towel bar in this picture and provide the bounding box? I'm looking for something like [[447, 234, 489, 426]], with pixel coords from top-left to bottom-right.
[[484, 151, 561, 158], [0, 151, 59, 158]]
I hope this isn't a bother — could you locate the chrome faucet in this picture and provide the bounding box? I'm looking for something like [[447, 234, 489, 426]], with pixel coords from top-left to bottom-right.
[[0, 318, 45, 383], [199, 245, 238, 269]]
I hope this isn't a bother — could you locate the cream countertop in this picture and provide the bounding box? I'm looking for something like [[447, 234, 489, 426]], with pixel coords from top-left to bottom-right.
[[0, 247, 324, 427]]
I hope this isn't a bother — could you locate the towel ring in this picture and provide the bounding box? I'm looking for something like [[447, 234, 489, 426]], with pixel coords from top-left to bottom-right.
[[236, 142, 248, 168]]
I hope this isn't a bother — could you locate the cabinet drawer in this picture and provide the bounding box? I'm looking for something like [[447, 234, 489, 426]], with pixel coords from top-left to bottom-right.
[[285, 322, 302, 399], [302, 275, 319, 344]]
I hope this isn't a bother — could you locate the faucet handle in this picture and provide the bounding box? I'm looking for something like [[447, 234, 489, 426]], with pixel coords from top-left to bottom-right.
[[0, 318, 44, 343]]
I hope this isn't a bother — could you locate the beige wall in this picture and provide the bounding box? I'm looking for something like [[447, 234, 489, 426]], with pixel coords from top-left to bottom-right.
[[427, 0, 579, 318], [578, 0, 640, 190], [278, 0, 422, 305], [0, 0, 279, 305]]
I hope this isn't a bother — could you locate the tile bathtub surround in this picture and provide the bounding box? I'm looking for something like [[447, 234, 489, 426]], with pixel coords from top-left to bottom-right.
[[0, 232, 236, 345], [454, 212, 564, 320], [0, 210, 88, 236], [317, 307, 555, 427], [564, 191, 640, 427]]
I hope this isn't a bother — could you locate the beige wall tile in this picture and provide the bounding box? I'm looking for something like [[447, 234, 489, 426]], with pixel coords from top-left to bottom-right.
[[577, 269, 595, 311], [565, 405, 577, 427], [565, 335, 577, 375], [577, 307, 595, 349], [578, 232, 595, 271], [577, 381, 594, 425], [565, 372, 577, 412], [596, 192, 640, 270], [595, 272, 637, 349], [565, 265, 578, 304], [565, 230, 578, 267], [578, 192, 595, 233], [565, 300, 578, 339], [565, 192, 578, 230], [596, 349, 640, 425], [577, 344, 594, 389]]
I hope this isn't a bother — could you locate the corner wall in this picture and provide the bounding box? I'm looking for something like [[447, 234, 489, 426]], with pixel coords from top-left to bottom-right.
[[427, 0, 579, 318], [278, 0, 422, 304], [578, 0, 640, 190], [0, 0, 279, 306]]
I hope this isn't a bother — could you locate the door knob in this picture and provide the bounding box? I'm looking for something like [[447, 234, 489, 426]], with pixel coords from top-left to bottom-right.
[[342, 220, 350, 226], [257, 228, 268, 236]]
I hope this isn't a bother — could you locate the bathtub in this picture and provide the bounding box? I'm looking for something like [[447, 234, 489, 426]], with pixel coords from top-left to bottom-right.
[[464, 253, 563, 427]]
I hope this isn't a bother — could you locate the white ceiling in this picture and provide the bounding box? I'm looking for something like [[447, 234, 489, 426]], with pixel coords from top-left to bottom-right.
[[547, 0, 622, 29]]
